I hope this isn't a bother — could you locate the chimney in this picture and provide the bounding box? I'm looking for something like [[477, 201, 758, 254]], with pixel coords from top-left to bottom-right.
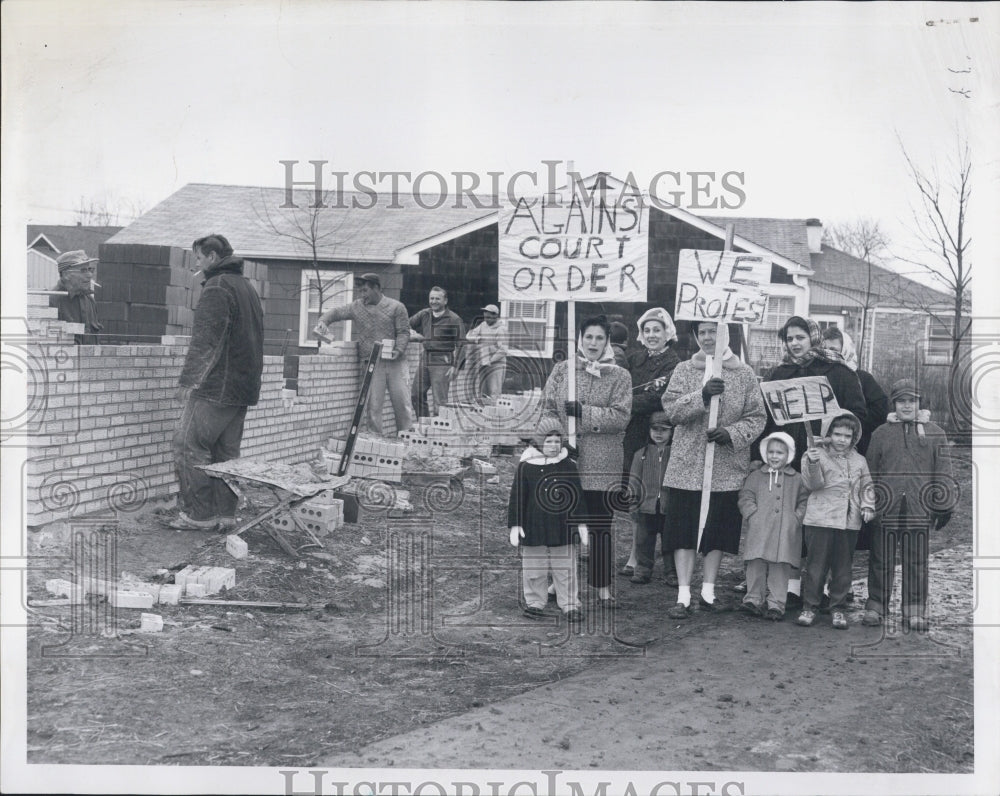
[[806, 218, 823, 254]]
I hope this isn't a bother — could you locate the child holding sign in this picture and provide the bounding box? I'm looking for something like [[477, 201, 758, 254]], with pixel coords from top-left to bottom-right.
[[738, 432, 809, 620], [797, 411, 875, 629]]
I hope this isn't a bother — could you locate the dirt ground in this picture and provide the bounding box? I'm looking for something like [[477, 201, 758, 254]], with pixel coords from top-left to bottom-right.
[[25, 448, 974, 773]]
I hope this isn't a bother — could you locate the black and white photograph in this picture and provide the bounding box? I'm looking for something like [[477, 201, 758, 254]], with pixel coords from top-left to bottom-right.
[[2, 2, 998, 794]]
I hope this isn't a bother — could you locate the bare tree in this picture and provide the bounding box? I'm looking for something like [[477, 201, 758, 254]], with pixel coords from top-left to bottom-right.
[[75, 196, 146, 226], [822, 218, 891, 356], [253, 189, 366, 335], [894, 134, 973, 430]]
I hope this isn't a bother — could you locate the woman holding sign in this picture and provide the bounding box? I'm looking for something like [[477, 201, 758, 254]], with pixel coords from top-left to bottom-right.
[[542, 315, 632, 607], [661, 321, 766, 618]]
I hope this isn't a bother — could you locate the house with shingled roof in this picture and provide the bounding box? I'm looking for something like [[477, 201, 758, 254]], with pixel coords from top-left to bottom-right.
[[26, 224, 122, 289]]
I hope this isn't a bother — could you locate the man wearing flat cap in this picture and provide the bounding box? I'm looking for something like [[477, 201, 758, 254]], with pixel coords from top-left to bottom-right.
[[465, 303, 508, 404], [314, 272, 412, 436], [51, 250, 103, 343]]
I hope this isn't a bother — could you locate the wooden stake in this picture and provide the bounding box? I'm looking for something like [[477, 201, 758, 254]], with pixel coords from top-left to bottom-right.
[[697, 224, 735, 551], [567, 301, 576, 448]]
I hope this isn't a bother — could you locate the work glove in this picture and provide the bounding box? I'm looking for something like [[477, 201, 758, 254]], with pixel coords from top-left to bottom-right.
[[934, 511, 953, 530], [702, 377, 725, 403], [564, 400, 583, 419], [706, 426, 731, 446], [577, 523, 589, 548], [509, 526, 525, 547]]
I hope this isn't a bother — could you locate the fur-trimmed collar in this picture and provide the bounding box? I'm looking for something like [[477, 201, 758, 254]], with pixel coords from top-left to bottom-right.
[[520, 445, 569, 464]]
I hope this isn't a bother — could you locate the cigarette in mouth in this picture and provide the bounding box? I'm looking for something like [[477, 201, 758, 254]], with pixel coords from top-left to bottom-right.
[[92, 282, 102, 288]]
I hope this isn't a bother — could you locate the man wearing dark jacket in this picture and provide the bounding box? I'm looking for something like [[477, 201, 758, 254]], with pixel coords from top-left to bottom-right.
[[171, 235, 264, 530], [409, 286, 466, 417]]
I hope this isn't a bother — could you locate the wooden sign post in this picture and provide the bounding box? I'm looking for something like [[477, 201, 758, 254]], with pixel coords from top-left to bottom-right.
[[675, 227, 772, 549]]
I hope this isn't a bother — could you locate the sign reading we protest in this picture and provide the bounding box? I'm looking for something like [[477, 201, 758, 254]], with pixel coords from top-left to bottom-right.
[[760, 376, 841, 426], [674, 249, 770, 323], [498, 193, 649, 302]]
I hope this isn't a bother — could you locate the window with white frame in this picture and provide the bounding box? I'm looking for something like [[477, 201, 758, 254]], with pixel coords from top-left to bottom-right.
[[501, 299, 556, 358], [747, 295, 796, 375], [761, 295, 796, 329], [299, 269, 353, 347], [926, 317, 953, 360]]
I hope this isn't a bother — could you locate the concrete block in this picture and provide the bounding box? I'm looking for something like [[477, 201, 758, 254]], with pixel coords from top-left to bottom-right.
[[173, 565, 196, 589], [225, 534, 249, 559], [109, 589, 155, 609], [185, 583, 207, 598], [139, 613, 164, 633], [157, 584, 182, 605]]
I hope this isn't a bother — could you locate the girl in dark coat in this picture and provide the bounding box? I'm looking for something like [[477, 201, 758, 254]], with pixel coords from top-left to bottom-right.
[[620, 308, 681, 581], [508, 417, 588, 622]]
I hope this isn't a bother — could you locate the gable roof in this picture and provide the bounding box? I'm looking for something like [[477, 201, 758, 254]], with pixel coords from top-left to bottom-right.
[[810, 244, 964, 311], [107, 183, 496, 263], [704, 216, 813, 274], [27, 225, 122, 259]]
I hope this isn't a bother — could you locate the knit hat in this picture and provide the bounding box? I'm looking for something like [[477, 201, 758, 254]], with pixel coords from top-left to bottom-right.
[[532, 417, 565, 447], [889, 378, 920, 403], [649, 411, 672, 429], [57, 250, 98, 273]]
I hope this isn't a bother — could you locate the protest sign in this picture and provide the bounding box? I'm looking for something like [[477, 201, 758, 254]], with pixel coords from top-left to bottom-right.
[[760, 376, 841, 426], [498, 193, 649, 302], [674, 249, 770, 323]]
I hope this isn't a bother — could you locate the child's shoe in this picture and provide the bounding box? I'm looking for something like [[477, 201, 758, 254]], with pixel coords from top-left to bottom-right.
[[765, 607, 784, 621], [564, 608, 584, 623], [831, 610, 848, 629], [667, 602, 690, 619], [905, 616, 929, 632], [796, 609, 815, 627], [698, 594, 731, 613], [740, 600, 763, 617], [861, 609, 882, 626], [523, 606, 545, 620]]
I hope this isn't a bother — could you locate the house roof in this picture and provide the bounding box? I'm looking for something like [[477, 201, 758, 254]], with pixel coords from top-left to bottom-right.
[[27, 225, 123, 259], [704, 216, 814, 274], [809, 244, 964, 311], [106, 183, 497, 263]]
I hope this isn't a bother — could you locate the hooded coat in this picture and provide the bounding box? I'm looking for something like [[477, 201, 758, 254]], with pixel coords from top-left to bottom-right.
[[622, 346, 681, 467], [661, 350, 766, 492], [801, 411, 875, 531], [865, 410, 956, 521], [507, 445, 586, 547], [738, 432, 809, 565]]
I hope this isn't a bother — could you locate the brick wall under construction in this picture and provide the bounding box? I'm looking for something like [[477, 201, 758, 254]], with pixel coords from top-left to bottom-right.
[[25, 342, 419, 526]]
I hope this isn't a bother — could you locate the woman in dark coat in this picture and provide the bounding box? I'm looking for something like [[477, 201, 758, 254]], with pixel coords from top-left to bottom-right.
[[756, 316, 869, 609], [620, 307, 681, 580]]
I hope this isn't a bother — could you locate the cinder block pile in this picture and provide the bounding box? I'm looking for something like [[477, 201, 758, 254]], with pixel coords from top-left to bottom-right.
[[323, 435, 404, 482], [42, 566, 235, 608], [400, 391, 545, 454], [26, 293, 85, 338], [272, 493, 345, 536]]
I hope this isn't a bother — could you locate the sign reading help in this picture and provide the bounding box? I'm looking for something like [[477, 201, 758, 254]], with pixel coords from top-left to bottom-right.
[[498, 193, 649, 302], [760, 376, 841, 426], [674, 249, 771, 323]]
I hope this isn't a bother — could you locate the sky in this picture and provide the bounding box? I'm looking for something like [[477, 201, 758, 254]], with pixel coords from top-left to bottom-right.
[[3, 1, 998, 299]]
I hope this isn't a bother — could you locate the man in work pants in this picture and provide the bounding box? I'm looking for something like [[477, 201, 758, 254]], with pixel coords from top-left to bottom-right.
[[409, 286, 465, 418], [171, 234, 264, 531]]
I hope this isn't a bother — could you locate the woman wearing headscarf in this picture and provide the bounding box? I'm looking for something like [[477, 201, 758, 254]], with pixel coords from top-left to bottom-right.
[[757, 316, 869, 609], [820, 327, 890, 454], [661, 321, 766, 618], [542, 314, 632, 606], [619, 307, 681, 583]]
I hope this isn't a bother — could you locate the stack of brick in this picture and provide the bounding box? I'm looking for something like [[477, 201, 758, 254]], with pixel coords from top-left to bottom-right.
[[95, 243, 268, 340], [173, 565, 236, 596], [323, 435, 404, 482], [26, 292, 84, 339], [401, 390, 544, 453]]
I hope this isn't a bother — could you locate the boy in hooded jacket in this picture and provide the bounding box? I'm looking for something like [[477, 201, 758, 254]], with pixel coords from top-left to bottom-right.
[[738, 432, 809, 620], [508, 418, 589, 623], [798, 411, 875, 629]]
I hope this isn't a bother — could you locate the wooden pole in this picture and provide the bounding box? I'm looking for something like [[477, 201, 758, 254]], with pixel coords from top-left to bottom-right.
[[567, 301, 576, 447], [697, 224, 735, 550]]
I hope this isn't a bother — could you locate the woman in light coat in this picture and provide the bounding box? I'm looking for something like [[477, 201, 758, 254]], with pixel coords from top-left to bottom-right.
[[542, 315, 632, 606], [661, 321, 766, 618]]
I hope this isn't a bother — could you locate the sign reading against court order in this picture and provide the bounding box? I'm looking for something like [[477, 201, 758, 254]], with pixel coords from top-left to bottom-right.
[[760, 376, 842, 426], [498, 192, 649, 302], [674, 249, 770, 323]]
